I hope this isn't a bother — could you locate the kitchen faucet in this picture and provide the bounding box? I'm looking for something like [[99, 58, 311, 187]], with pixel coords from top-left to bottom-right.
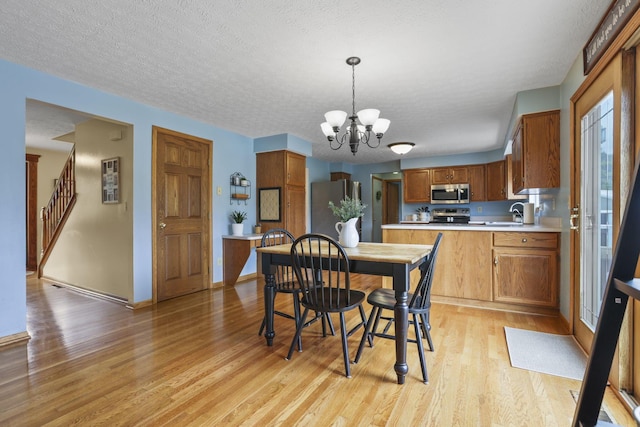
[[509, 202, 525, 223]]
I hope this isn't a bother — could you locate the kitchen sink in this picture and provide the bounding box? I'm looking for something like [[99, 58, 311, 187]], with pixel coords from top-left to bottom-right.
[[484, 221, 524, 226]]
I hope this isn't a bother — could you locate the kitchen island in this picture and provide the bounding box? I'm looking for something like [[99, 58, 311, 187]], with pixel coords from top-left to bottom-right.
[[382, 221, 562, 315]]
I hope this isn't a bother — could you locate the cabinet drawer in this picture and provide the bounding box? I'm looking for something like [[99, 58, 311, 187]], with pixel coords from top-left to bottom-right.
[[493, 232, 557, 249]]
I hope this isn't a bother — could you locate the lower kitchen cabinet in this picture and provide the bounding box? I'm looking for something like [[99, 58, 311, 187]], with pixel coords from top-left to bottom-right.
[[382, 228, 560, 312], [492, 232, 559, 308], [382, 228, 492, 301]]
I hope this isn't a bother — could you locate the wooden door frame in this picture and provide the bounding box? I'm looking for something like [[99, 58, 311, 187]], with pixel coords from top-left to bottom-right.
[[151, 126, 212, 304], [570, 49, 638, 395]]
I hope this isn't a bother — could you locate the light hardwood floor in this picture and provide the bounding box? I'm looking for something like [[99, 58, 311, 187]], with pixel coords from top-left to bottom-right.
[[0, 275, 634, 426]]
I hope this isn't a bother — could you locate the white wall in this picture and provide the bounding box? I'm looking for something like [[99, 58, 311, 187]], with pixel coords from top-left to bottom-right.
[[44, 119, 134, 301]]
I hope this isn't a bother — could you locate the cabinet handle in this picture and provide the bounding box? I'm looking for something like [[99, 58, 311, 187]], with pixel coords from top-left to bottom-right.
[[494, 256, 498, 266], [521, 238, 527, 243]]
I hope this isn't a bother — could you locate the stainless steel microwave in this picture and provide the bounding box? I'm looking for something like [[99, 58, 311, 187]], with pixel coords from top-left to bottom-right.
[[430, 183, 470, 204]]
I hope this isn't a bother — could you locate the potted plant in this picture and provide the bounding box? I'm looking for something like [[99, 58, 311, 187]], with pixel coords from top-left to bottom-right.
[[230, 210, 248, 236], [328, 196, 366, 247]]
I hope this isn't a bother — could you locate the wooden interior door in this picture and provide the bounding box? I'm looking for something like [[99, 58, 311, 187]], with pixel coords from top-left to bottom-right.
[[384, 180, 400, 224], [153, 127, 211, 302], [26, 154, 40, 271]]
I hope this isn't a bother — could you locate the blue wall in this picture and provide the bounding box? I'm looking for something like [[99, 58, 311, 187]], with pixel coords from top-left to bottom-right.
[[0, 59, 258, 337]]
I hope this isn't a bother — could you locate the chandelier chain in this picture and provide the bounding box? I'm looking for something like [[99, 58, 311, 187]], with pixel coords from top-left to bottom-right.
[[351, 62, 356, 117]]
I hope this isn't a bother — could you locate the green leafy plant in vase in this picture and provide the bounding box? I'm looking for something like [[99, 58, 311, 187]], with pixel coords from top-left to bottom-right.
[[230, 210, 248, 235], [329, 197, 366, 247]]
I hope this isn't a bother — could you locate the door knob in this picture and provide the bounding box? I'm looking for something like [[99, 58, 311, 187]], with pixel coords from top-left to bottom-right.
[[159, 222, 166, 229]]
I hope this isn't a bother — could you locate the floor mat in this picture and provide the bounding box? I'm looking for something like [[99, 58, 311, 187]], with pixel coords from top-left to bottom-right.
[[504, 326, 587, 380]]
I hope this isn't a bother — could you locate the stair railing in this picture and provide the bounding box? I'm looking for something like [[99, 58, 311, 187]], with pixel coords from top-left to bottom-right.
[[39, 147, 76, 276]]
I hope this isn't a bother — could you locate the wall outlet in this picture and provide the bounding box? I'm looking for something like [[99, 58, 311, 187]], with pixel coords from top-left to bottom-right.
[[477, 206, 483, 213], [217, 257, 222, 266]]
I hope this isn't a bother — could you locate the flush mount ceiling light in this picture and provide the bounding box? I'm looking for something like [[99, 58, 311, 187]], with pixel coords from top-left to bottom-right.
[[321, 57, 390, 156], [388, 142, 415, 155]]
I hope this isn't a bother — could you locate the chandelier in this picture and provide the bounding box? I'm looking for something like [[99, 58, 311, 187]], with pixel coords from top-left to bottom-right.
[[321, 57, 390, 155]]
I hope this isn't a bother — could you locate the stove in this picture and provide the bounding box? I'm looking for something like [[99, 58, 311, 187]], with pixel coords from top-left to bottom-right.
[[430, 208, 471, 224]]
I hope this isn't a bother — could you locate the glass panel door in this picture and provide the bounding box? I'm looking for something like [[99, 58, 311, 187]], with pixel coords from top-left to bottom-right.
[[579, 91, 614, 331]]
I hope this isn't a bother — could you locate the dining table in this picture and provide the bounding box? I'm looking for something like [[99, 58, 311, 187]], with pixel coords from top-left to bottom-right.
[[256, 240, 432, 384]]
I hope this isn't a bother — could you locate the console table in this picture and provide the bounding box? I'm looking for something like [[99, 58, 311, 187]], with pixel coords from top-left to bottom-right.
[[222, 234, 263, 286]]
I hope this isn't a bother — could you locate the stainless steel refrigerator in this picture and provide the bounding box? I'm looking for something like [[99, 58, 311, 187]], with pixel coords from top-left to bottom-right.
[[311, 179, 361, 239]]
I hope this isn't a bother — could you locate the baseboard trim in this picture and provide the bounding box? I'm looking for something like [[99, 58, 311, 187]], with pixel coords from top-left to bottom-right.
[[558, 311, 571, 334], [0, 331, 31, 348], [432, 295, 560, 317], [213, 272, 258, 289], [126, 300, 153, 310], [41, 276, 129, 306]]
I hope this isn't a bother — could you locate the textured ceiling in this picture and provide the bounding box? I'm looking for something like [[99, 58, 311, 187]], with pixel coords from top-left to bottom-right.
[[3, 0, 611, 164]]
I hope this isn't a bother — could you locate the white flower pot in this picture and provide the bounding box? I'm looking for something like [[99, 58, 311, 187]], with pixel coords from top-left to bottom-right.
[[231, 223, 244, 236]]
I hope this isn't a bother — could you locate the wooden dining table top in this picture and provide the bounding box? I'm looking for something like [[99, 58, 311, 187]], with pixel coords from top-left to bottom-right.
[[256, 241, 432, 265]]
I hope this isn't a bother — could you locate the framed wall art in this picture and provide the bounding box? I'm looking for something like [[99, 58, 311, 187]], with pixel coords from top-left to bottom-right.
[[259, 187, 281, 222], [101, 157, 120, 204]]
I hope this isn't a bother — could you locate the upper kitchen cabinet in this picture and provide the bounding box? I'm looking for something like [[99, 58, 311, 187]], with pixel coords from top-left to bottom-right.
[[468, 164, 486, 202], [486, 160, 506, 201], [511, 110, 560, 194], [256, 150, 306, 236], [431, 166, 469, 185], [487, 157, 526, 201], [403, 168, 430, 203]]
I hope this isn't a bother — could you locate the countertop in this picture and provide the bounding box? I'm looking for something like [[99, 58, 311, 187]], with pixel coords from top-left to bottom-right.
[[383, 221, 562, 233], [222, 233, 264, 240]]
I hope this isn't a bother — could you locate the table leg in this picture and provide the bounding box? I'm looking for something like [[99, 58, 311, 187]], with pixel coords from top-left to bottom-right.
[[264, 272, 276, 346], [394, 288, 409, 384]]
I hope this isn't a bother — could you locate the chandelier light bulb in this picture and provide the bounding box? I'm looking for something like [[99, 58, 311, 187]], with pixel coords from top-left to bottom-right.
[[321, 122, 335, 139], [357, 109, 380, 128], [372, 118, 390, 137], [324, 110, 348, 130]]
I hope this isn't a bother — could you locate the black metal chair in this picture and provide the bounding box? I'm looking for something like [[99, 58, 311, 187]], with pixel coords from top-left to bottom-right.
[[355, 233, 443, 383], [287, 233, 368, 378]]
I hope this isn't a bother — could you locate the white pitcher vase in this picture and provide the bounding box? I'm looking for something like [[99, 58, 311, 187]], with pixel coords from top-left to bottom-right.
[[335, 217, 360, 248]]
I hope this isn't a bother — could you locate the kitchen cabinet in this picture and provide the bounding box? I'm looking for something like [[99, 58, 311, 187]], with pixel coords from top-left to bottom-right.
[[486, 160, 506, 201], [492, 232, 558, 308], [431, 166, 468, 184], [486, 157, 526, 201], [256, 150, 306, 236], [468, 164, 486, 201], [403, 168, 430, 203], [511, 110, 560, 194], [382, 226, 560, 314], [382, 228, 492, 301]]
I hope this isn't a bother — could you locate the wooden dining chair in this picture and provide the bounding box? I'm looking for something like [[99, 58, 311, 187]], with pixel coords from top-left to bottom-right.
[[354, 233, 443, 383], [287, 233, 368, 378]]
